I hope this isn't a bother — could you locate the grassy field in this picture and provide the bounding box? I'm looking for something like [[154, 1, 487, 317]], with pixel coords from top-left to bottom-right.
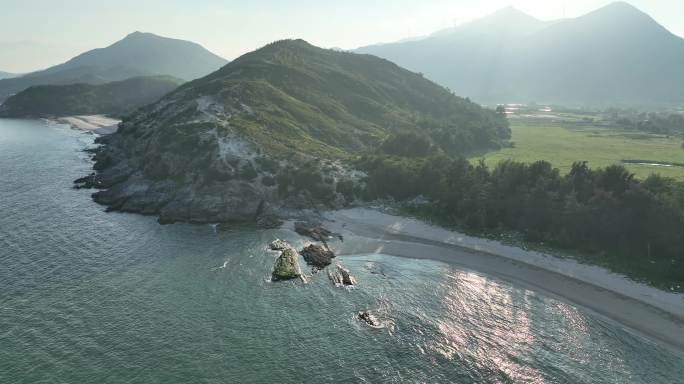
[[473, 118, 684, 181]]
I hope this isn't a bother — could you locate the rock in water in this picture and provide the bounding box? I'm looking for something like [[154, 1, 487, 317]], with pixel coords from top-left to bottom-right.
[[300, 244, 335, 271], [272, 246, 303, 281], [294, 221, 341, 242], [357, 311, 380, 327], [328, 263, 357, 287], [269, 239, 290, 251], [328, 268, 343, 286], [73, 173, 98, 189], [338, 265, 356, 286], [256, 214, 283, 229]]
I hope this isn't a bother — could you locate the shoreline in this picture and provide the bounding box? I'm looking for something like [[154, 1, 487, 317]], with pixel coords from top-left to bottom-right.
[[32, 118, 684, 351], [321, 208, 684, 353], [52, 115, 120, 134]]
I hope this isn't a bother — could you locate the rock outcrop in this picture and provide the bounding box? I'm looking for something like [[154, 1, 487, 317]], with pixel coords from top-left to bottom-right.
[[73, 173, 98, 189], [271, 245, 303, 282], [256, 214, 283, 229], [357, 311, 380, 327], [300, 244, 335, 271], [328, 263, 357, 287]]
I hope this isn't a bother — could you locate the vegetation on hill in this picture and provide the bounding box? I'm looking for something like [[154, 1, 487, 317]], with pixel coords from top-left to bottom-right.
[[0, 76, 182, 118], [0, 31, 227, 102], [170, 39, 510, 159]]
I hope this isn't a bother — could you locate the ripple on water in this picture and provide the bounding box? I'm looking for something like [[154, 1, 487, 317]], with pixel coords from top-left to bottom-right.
[[1, 119, 683, 383]]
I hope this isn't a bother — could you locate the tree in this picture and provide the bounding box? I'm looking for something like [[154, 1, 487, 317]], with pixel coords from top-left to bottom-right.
[[380, 132, 434, 157], [598, 165, 634, 196]]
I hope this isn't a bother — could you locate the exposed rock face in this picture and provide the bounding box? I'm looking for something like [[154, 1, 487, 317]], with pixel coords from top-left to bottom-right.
[[358, 311, 380, 327], [87, 124, 271, 224], [328, 263, 357, 287], [300, 244, 335, 271], [271, 245, 303, 281], [73, 173, 98, 189], [80, 95, 355, 225]]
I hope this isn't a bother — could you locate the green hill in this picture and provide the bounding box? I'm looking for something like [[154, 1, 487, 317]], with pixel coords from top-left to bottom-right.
[[0, 32, 227, 102], [175, 39, 510, 157], [0, 76, 182, 118], [86, 39, 509, 223]]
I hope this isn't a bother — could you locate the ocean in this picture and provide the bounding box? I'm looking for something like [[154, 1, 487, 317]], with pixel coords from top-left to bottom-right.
[[1, 118, 682, 383]]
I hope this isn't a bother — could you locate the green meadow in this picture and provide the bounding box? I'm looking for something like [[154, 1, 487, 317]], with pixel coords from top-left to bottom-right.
[[474, 118, 684, 181]]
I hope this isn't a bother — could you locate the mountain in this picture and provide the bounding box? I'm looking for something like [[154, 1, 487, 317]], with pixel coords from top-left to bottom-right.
[[356, 2, 684, 106], [0, 32, 227, 102], [0, 71, 17, 80], [85, 39, 509, 224], [0, 76, 182, 118]]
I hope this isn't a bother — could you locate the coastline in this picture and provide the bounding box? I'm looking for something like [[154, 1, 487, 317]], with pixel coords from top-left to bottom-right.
[[321, 208, 684, 353], [34, 116, 684, 352], [53, 115, 120, 134]]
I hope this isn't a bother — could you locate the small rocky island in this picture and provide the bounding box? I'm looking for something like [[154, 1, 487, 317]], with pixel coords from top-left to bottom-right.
[[269, 239, 305, 282], [300, 244, 335, 271]]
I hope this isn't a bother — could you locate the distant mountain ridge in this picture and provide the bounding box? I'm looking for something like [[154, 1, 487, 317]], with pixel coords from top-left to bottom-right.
[[356, 2, 684, 106], [0, 75, 183, 118], [0, 71, 18, 80], [0, 32, 227, 102]]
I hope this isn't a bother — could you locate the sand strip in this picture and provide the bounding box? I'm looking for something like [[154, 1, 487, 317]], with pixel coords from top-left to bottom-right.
[[322, 208, 684, 353], [55, 115, 120, 134]]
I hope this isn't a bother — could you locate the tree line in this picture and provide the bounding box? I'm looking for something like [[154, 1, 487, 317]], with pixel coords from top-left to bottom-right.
[[355, 153, 684, 290], [605, 109, 684, 136]]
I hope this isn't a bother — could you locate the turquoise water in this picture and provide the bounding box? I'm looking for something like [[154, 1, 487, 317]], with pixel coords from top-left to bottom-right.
[[1, 118, 683, 383]]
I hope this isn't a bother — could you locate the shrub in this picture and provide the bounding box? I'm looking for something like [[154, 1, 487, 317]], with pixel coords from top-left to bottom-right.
[[380, 132, 434, 157], [255, 156, 280, 173], [336, 179, 355, 201], [238, 163, 258, 180], [261, 175, 276, 187]]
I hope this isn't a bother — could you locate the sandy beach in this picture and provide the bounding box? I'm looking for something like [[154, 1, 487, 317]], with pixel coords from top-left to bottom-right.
[[321, 208, 684, 353], [55, 115, 121, 134]]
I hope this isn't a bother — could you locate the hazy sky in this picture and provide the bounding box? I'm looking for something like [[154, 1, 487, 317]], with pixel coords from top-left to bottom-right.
[[1, 0, 683, 73]]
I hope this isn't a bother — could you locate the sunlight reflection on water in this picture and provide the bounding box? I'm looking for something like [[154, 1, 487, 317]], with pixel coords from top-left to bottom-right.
[[430, 271, 545, 383]]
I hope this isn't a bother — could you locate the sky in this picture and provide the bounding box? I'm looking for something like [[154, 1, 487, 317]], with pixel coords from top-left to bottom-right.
[[1, 0, 683, 73]]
